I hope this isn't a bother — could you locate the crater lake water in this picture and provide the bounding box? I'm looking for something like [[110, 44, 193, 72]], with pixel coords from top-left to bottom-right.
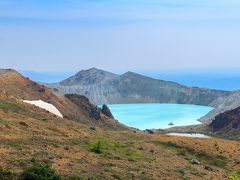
[[105, 104, 213, 130]]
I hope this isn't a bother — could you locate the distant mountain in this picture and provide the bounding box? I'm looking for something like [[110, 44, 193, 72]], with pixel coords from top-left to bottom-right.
[[60, 68, 118, 86], [0, 69, 126, 130], [45, 68, 231, 106], [200, 91, 240, 123]]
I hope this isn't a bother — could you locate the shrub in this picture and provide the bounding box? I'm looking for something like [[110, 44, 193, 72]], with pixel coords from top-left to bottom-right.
[[229, 172, 240, 180], [0, 167, 15, 180], [21, 162, 60, 180], [64, 146, 70, 150], [90, 140, 105, 154]]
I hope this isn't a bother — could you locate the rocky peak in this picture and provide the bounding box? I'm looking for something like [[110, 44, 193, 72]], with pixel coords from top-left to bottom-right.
[[101, 104, 114, 118], [60, 68, 118, 86], [120, 71, 158, 82], [121, 71, 142, 78]]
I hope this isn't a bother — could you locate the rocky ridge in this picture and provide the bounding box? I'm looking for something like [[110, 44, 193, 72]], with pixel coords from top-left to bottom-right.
[[46, 68, 231, 106]]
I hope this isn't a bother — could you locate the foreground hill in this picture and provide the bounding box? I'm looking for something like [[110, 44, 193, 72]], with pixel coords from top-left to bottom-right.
[[45, 68, 231, 106], [0, 69, 125, 130], [0, 93, 239, 179]]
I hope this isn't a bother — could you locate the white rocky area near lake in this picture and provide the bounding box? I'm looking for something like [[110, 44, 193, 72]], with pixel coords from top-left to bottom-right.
[[23, 100, 63, 118]]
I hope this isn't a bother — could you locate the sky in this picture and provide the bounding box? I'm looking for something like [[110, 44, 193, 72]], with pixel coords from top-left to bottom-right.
[[0, 0, 240, 72]]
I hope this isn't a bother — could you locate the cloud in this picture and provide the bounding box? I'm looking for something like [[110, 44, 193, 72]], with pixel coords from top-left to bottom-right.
[[1, 0, 240, 27]]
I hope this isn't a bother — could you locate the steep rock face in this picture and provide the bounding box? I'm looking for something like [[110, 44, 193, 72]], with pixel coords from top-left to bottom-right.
[[64, 94, 126, 129], [64, 94, 101, 120], [101, 104, 114, 118], [46, 68, 230, 106], [209, 106, 240, 139]]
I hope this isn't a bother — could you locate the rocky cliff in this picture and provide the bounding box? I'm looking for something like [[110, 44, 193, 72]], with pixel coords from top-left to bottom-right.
[[209, 105, 240, 139], [200, 91, 240, 123]]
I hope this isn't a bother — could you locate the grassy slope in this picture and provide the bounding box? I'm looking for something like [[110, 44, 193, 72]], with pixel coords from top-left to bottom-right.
[[0, 95, 240, 179]]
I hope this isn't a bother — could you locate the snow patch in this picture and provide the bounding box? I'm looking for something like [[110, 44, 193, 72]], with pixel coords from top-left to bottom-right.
[[23, 100, 63, 118], [167, 133, 211, 138]]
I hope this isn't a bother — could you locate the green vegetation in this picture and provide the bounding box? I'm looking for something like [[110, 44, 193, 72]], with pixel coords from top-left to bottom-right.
[[0, 118, 11, 129], [0, 167, 15, 180], [0, 101, 24, 113], [90, 139, 105, 154], [0, 118, 7, 125], [6, 139, 28, 150], [64, 146, 70, 150], [0, 100, 47, 122], [89, 139, 141, 161], [66, 137, 89, 147], [229, 172, 240, 180], [186, 166, 206, 177], [21, 162, 60, 180], [154, 141, 227, 169]]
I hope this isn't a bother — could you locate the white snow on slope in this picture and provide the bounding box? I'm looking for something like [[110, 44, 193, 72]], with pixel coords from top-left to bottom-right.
[[23, 100, 63, 118], [167, 133, 211, 138]]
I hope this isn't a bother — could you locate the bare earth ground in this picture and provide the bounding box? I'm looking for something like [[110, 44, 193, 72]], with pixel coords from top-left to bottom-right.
[[0, 97, 240, 179]]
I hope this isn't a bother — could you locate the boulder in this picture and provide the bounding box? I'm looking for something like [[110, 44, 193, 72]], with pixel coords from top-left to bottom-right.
[[146, 129, 154, 134], [204, 165, 214, 171], [177, 168, 185, 175], [191, 159, 201, 165], [168, 122, 174, 126], [89, 127, 96, 131]]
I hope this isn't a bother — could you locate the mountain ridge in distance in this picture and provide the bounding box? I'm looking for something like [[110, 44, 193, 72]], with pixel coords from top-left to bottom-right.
[[46, 67, 231, 106], [60, 67, 118, 86]]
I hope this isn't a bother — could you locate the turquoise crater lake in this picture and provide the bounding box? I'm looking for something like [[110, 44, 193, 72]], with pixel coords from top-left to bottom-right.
[[105, 104, 213, 130]]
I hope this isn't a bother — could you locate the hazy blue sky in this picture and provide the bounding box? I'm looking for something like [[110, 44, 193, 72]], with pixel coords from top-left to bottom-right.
[[0, 0, 240, 72]]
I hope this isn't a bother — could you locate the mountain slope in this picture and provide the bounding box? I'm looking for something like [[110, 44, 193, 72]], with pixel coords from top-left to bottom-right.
[[208, 105, 240, 139], [200, 91, 240, 123], [46, 68, 231, 105], [0, 69, 125, 130], [0, 93, 239, 179], [60, 67, 118, 86]]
